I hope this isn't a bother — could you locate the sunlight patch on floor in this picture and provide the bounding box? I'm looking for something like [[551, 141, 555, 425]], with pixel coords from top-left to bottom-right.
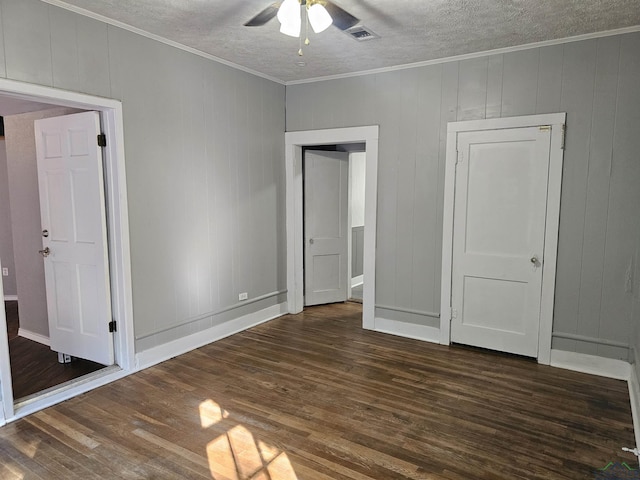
[[200, 399, 229, 428], [200, 399, 298, 480], [1, 462, 25, 479]]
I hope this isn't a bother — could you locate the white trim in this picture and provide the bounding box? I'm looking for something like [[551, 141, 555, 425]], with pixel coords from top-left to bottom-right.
[[9, 366, 128, 422], [3, 295, 17, 301], [285, 126, 379, 330], [102, 101, 136, 371], [0, 262, 10, 425], [446, 114, 566, 132], [440, 113, 565, 365], [39, 0, 284, 85], [287, 26, 640, 85], [374, 318, 440, 344], [136, 302, 288, 370], [376, 304, 440, 319], [0, 78, 135, 420], [629, 368, 640, 450], [537, 120, 565, 365], [17, 328, 50, 346], [351, 275, 364, 288], [0, 78, 123, 110], [549, 350, 630, 381], [347, 157, 353, 300]]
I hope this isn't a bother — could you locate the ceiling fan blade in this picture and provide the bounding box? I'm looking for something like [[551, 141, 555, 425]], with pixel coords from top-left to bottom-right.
[[324, 0, 360, 31], [244, 3, 280, 27]]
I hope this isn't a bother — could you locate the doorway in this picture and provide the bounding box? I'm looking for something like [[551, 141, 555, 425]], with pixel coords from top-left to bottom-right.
[[285, 126, 379, 329], [0, 79, 134, 424], [1, 109, 117, 401], [302, 144, 366, 307], [440, 113, 566, 365]]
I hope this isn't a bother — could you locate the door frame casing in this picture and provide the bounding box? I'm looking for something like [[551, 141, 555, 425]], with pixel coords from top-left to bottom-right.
[[285, 126, 379, 329], [0, 78, 135, 423], [440, 113, 566, 365]]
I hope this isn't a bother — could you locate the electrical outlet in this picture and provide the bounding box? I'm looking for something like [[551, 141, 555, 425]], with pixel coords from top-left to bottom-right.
[[239, 292, 248, 301], [2, 268, 7, 277]]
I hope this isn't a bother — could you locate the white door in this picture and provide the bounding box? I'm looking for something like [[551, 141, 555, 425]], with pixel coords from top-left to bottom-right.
[[450, 126, 551, 357], [34, 111, 114, 366], [304, 150, 349, 306]]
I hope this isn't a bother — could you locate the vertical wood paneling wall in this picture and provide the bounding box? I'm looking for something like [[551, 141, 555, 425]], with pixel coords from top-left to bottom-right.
[[287, 32, 640, 359], [0, 140, 16, 297], [0, 0, 286, 352], [633, 237, 640, 381]]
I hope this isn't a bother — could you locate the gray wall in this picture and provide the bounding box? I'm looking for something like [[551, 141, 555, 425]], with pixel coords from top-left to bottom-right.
[[632, 235, 640, 385], [350, 152, 366, 228], [0, 0, 286, 352], [287, 32, 640, 360], [350, 152, 365, 280], [0, 139, 16, 297], [352, 226, 364, 279], [4, 107, 82, 337]]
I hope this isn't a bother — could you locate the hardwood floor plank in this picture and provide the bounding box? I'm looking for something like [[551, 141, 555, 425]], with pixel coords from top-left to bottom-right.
[[0, 303, 635, 479]]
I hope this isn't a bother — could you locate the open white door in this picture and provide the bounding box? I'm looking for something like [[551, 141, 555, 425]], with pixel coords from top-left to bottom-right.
[[34, 111, 114, 366], [450, 126, 551, 358], [304, 150, 349, 306]]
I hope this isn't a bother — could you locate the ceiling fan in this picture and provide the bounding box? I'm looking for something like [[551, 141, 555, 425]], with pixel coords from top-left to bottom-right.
[[244, 1, 360, 32]]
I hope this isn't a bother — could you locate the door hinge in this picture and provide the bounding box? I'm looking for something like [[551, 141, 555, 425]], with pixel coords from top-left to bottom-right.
[[456, 150, 463, 165], [97, 133, 107, 147], [561, 124, 566, 150], [109, 320, 117, 333], [451, 308, 458, 320]]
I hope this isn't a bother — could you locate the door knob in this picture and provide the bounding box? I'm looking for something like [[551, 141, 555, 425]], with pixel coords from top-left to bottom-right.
[[309, 238, 314, 245], [530, 256, 537, 263], [39, 247, 50, 258]]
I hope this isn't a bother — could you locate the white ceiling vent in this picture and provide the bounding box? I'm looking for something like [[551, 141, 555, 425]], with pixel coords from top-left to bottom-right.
[[345, 25, 380, 42]]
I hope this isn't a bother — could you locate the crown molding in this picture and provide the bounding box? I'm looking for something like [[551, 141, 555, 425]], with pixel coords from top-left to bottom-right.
[[286, 25, 640, 85]]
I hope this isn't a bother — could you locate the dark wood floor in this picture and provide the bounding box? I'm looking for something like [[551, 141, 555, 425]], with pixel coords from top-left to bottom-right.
[[5, 301, 105, 400], [0, 302, 636, 479]]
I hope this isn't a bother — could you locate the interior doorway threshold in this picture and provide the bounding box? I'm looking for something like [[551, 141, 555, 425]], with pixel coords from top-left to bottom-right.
[[10, 365, 127, 422]]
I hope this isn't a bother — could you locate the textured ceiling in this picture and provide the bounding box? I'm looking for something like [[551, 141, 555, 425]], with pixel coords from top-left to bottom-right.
[[48, 0, 640, 83]]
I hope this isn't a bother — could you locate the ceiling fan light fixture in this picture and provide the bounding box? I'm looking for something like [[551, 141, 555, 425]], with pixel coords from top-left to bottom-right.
[[280, 18, 301, 37], [307, 3, 333, 33], [277, 0, 301, 37]]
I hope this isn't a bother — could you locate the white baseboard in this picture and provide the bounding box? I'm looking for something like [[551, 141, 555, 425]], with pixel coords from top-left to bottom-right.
[[549, 349, 630, 380], [3, 295, 17, 301], [135, 302, 288, 370], [351, 276, 363, 288], [374, 317, 440, 344], [18, 328, 50, 346]]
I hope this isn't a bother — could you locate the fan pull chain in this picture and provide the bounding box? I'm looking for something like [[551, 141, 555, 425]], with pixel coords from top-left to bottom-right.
[[305, 4, 310, 46], [298, 3, 310, 56]]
